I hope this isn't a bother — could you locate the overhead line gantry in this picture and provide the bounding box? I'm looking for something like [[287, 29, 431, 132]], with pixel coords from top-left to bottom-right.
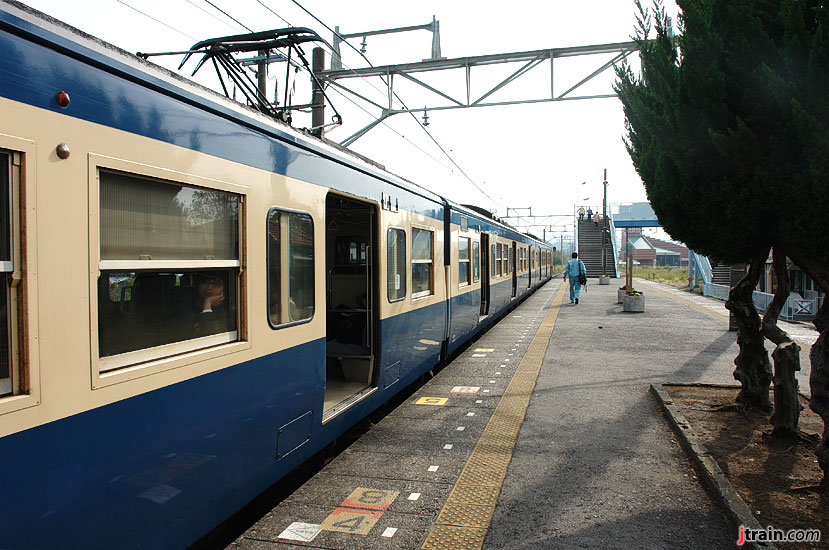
[[313, 19, 637, 145]]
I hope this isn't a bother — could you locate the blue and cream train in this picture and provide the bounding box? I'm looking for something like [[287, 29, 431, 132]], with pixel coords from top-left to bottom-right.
[[0, 3, 553, 548]]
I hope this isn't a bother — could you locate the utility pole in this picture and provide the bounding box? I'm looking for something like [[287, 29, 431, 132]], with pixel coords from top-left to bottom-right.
[[601, 168, 608, 278], [311, 47, 326, 136], [560, 234, 563, 266], [257, 50, 268, 103]]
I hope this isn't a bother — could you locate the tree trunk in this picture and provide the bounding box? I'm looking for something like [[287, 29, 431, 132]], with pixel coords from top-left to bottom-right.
[[809, 299, 829, 487], [771, 342, 801, 437], [763, 249, 801, 438], [784, 250, 829, 486], [726, 250, 772, 412]]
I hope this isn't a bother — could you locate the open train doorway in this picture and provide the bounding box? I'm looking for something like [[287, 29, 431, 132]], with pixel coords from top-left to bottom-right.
[[480, 233, 490, 316], [511, 242, 517, 298], [323, 194, 377, 422]]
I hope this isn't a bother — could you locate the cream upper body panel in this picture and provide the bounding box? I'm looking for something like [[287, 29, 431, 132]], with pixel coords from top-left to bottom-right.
[[0, 97, 333, 436], [380, 209, 446, 320]]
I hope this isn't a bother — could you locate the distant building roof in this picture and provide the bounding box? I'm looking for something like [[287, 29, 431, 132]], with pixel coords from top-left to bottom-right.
[[613, 202, 660, 227]]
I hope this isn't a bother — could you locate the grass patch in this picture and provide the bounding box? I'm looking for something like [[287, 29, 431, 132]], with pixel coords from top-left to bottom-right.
[[619, 265, 688, 288]]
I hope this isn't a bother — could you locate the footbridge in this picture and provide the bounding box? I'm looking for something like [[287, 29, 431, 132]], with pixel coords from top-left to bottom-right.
[[607, 202, 823, 322]]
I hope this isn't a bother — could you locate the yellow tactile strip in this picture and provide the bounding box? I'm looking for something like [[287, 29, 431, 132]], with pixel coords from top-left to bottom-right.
[[422, 284, 566, 550]]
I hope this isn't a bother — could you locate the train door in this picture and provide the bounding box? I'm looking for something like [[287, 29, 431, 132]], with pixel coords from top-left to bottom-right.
[[511, 242, 517, 298], [528, 245, 533, 288], [479, 233, 490, 316], [323, 194, 377, 422]]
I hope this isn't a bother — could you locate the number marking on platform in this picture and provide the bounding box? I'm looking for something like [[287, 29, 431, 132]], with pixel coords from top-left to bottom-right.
[[320, 508, 383, 535], [416, 397, 448, 406], [341, 488, 399, 511]]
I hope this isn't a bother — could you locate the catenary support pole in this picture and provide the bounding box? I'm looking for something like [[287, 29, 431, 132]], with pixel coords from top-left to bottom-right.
[[311, 47, 326, 136]]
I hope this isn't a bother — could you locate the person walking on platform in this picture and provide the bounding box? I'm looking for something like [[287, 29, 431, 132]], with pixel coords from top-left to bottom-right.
[[563, 252, 587, 304], [586, 207, 593, 220], [578, 206, 585, 220]]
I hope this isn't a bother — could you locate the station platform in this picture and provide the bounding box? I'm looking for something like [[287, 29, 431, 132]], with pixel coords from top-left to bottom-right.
[[227, 277, 817, 549]]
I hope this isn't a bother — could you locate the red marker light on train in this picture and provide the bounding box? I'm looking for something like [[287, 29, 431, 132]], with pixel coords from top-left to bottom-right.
[[55, 91, 70, 107]]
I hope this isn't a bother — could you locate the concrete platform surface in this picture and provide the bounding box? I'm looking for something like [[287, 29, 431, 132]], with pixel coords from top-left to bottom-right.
[[226, 277, 811, 549]]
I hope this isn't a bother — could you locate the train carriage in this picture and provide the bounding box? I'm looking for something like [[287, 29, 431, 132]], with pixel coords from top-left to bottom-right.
[[0, 2, 551, 548]]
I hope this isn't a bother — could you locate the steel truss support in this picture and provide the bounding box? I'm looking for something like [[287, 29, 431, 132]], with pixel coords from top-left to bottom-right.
[[318, 40, 637, 147]]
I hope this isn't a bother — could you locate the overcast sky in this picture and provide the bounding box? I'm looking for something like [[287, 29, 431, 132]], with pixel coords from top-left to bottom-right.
[[19, 0, 680, 239]]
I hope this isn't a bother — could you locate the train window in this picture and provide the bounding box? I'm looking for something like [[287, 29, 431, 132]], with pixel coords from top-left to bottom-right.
[[0, 152, 12, 396], [411, 228, 433, 298], [387, 228, 406, 302], [502, 245, 510, 275], [268, 209, 315, 327], [472, 240, 480, 283], [490, 244, 496, 278], [495, 244, 503, 277], [97, 171, 241, 371], [509, 246, 514, 275], [458, 236, 471, 286]]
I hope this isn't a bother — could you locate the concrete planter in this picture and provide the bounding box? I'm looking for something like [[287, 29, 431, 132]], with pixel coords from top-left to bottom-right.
[[617, 289, 626, 304], [623, 294, 645, 313], [599, 276, 610, 285]]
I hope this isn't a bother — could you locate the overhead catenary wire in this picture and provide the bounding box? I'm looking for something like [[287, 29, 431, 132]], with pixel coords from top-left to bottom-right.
[[287, 0, 502, 209], [203, 0, 253, 32], [138, 0, 502, 210], [183, 0, 241, 31], [253, 0, 292, 27], [116, 0, 197, 41], [326, 85, 473, 183]]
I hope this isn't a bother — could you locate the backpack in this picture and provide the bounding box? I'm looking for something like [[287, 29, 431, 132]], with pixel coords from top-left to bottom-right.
[[578, 261, 587, 285]]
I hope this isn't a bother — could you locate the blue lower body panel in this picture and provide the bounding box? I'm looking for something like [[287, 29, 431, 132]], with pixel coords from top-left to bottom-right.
[[0, 300, 450, 549], [0, 341, 328, 549]]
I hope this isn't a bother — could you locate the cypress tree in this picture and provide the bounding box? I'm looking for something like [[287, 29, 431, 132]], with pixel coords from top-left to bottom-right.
[[616, 0, 829, 483]]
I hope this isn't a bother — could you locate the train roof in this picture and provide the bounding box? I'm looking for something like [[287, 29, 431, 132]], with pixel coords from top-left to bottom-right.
[[0, 0, 451, 206], [448, 201, 549, 247]]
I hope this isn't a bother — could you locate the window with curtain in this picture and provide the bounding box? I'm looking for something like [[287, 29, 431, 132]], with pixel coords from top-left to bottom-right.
[[496, 244, 503, 277], [509, 246, 514, 275], [458, 236, 470, 286], [387, 228, 406, 302], [412, 228, 433, 298], [472, 240, 480, 283], [0, 152, 12, 396], [97, 170, 240, 371]]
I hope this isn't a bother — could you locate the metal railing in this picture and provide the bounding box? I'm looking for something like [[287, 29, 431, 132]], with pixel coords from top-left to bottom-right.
[[751, 291, 824, 320], [703, 282, 823, 320], [703, 282, 729, 301], [689, 250, 713, 288], [607, 215, 619, 278]]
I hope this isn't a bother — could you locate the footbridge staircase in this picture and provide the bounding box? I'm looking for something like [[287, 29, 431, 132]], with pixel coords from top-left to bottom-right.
[[576, 219, 617, 278]]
